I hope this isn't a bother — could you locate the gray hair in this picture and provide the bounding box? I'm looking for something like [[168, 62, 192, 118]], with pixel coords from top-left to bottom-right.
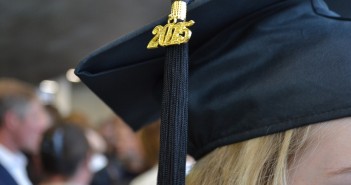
[[0, 78, 36, 125]]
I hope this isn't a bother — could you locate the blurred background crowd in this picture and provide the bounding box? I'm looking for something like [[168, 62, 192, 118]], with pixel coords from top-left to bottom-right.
[[0, 78, 171, 185]]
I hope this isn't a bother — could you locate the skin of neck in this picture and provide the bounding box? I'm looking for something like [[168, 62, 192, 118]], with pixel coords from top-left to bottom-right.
[[0, 127, 19, 153]]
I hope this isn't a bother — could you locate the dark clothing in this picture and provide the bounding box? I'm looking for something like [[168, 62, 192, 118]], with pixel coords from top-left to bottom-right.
[[90, 156, 139, 185], [0, 163, 18, 185]]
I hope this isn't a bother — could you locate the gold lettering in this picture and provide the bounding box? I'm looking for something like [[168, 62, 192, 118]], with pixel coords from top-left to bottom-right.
[[147, 20, 195, 49], [147, 25, 163, 49]]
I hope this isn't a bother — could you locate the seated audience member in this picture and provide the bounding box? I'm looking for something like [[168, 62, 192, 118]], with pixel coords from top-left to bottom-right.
[[27, 104, 62, 184], [130, 120, 160, 185], [39, 123, 92, 185], [45, 104, 63, 125], [64, 111, 108, 174], [130, 120, 195, 185], [113, 116, 145, 174], [91, 116, 145, 185], [0, 78, 50, 185]]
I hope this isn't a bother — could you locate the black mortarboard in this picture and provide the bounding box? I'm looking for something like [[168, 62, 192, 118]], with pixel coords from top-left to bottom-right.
[[76, 0, 351, 184]]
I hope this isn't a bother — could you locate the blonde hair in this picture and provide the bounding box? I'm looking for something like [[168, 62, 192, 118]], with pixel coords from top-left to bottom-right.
[[186, 126, 313, 185]]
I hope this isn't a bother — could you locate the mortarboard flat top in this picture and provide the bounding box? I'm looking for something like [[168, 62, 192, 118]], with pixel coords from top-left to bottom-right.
[[76, 0, 351, 160]]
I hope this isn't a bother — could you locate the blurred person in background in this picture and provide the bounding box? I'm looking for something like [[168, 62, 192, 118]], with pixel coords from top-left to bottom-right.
[[64, 111, 90, 129], [91, 115, 145, 185], [27, 104, 63, 184], [130, 120, 160, 185], [130, 120, 195, 185], [64, 111, 111, 185], [45, 104, 63, 126], [0, 78, 50, 185], [39, 122, 92, 185], [113, 116, 145, 174]]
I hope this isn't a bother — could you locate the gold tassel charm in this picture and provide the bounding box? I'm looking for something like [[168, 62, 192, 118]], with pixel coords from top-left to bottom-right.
[[147, 1, 195, 49]]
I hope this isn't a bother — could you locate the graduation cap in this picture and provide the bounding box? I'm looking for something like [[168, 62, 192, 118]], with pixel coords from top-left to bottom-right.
[[75, 0, 351, 184]]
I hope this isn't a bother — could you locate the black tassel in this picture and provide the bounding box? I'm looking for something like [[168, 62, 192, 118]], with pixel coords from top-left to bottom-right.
[[157, 0, 193, 184], [158, 43, 189, 185]]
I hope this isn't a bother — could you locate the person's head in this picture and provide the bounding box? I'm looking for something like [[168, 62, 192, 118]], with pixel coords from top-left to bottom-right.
[[186, 125, 311, 185], [63, 110, 109, 173], [112, 116, 145, 172], [98, 117, 117, 155], [187, 117, 351, 185], [64, 111, 90, 128], [45, 104, 63, 126], [40, 122, 92, 184], [0, 78, 50, 154], [75, 0, 351, 184], [138, 119, 160, 168]]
